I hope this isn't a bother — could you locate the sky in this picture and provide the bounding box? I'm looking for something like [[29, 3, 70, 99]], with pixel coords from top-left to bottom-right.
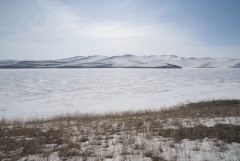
[[0, 0, 240, 60]]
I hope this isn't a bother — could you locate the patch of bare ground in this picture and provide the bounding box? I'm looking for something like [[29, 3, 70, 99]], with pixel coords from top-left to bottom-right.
[[0, 99, 240, 161]]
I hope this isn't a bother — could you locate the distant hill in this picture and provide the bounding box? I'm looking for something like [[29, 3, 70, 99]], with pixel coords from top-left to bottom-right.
[[0, 54, 240, 68]]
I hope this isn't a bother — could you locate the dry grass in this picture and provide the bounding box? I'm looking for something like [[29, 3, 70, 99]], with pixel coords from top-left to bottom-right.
[[0, 99, 240, 161], [1, 99, 239, 127], [157, 124, 240, 143], [162, 99, 240, 118]]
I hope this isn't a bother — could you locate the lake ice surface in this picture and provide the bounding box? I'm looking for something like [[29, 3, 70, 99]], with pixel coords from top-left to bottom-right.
[[0, 68, 240, 119]]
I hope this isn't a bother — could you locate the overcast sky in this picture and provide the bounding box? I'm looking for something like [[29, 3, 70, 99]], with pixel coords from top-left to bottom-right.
[[0, 0, 240, 60]]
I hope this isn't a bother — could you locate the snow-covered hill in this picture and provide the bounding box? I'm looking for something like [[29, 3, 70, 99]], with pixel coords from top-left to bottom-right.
[[0, 54, 240, 68]]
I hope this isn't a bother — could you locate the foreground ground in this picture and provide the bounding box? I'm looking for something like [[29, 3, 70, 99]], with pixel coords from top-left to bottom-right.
[[0, 99, 240, 161]]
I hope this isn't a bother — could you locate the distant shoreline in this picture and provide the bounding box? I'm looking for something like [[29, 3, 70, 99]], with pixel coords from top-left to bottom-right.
[[0, 66, 182, 69]]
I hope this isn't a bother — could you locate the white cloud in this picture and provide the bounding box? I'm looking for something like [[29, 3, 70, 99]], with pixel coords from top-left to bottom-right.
[[0, 0, 239, 59]]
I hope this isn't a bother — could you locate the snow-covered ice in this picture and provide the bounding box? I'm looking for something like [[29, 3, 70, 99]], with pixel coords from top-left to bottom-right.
[[0, 68, 240, 119]]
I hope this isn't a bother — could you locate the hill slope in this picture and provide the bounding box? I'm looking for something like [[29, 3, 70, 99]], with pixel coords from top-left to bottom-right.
[[1, 100, 239, 161], [0, 54, 240, 68]]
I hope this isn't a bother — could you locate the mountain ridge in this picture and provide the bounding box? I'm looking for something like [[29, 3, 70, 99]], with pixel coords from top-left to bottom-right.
[[0, 55, 240, 68]]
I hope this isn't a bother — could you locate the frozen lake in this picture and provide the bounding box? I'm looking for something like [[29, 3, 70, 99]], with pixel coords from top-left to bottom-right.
[[0, 68, 240, 119]]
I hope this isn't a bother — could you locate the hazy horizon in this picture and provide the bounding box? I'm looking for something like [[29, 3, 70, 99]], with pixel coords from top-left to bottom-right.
[[1, 54, 240, 61]]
